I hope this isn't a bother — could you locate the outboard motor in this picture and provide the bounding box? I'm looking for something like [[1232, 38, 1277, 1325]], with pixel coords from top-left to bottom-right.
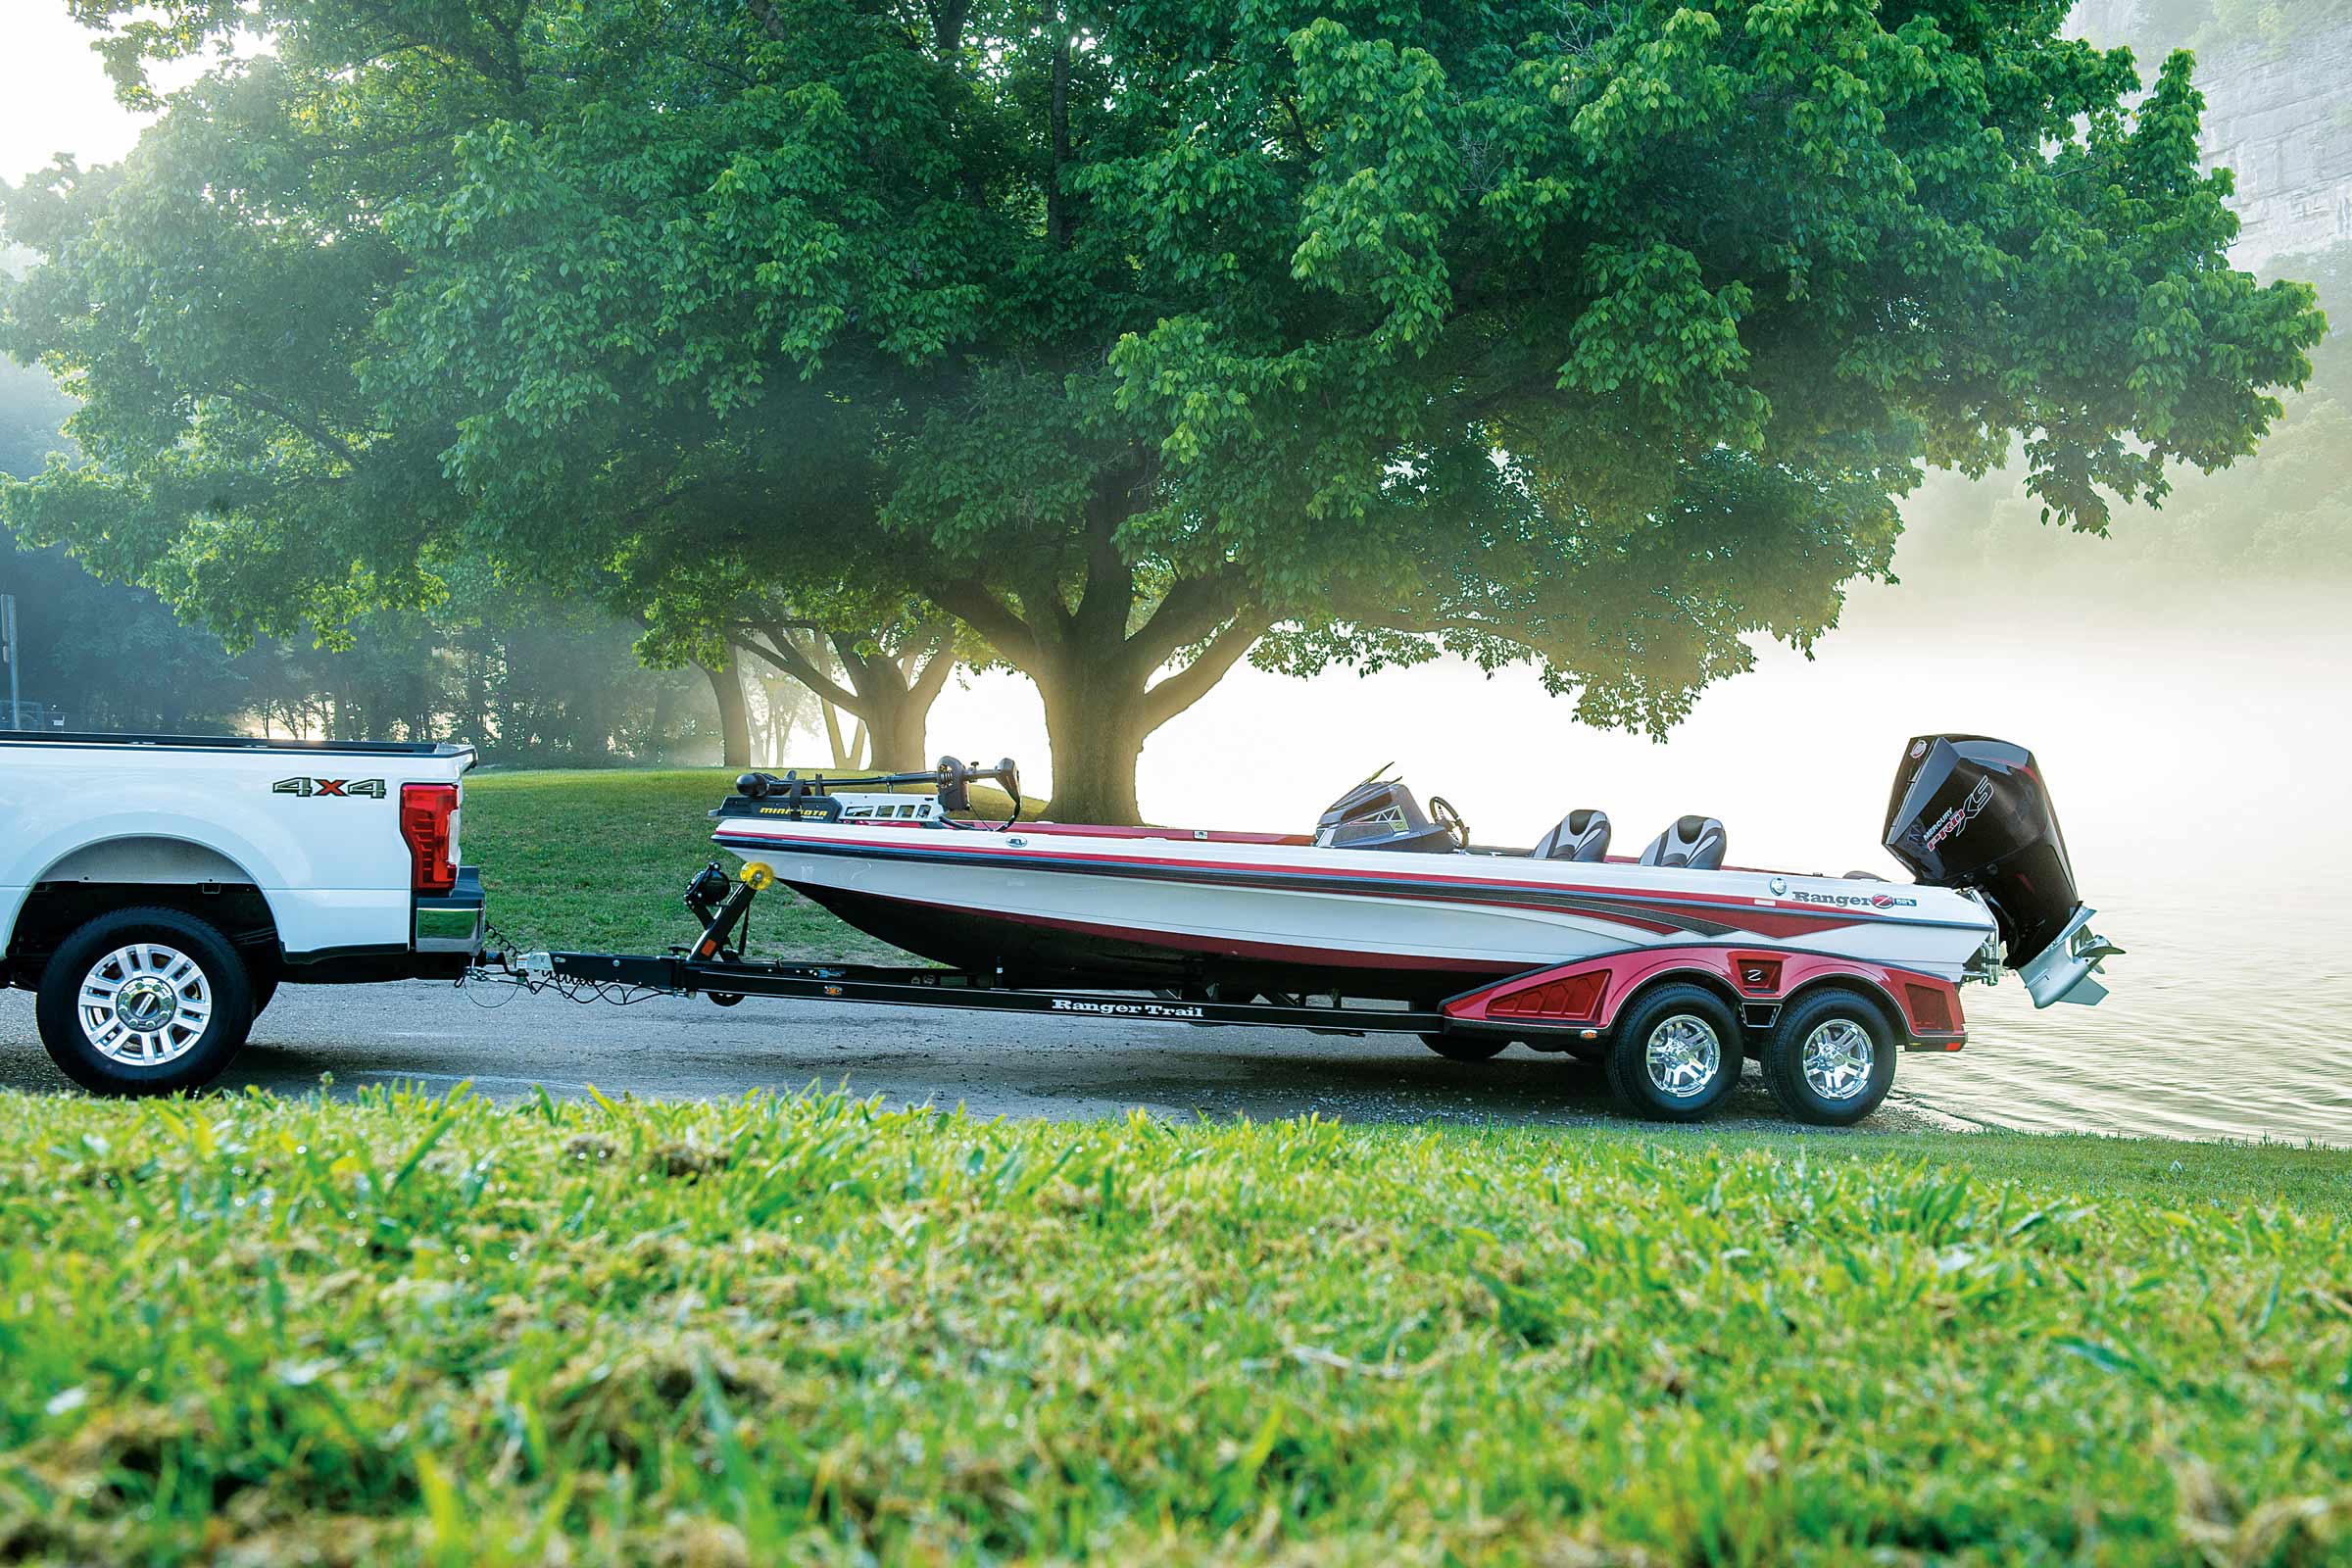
[[1883, 736, 2121, 1006]]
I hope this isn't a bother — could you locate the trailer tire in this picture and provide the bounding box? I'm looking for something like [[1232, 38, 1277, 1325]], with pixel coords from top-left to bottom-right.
[[1761, 989, 1897, 1126], [34, 906, 254, 1096], [1604, 983, 1740, 1122], [1420, 1032, 1507, 1061]]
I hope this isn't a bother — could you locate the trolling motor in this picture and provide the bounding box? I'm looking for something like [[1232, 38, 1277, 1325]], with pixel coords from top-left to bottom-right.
[[720, 756, 1023, 821]]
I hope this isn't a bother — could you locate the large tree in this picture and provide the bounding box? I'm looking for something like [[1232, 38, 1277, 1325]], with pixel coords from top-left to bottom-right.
[[3, 0, 2325, 820]]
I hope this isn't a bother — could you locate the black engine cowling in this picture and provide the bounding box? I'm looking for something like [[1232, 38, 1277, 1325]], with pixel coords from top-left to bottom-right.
[[1882, 736, 2117, 1004]]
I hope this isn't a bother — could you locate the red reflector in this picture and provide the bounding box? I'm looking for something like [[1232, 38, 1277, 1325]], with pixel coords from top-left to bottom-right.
[[400, 783, 459, 896], [1487, 971, 1606, 1022], [1904, 983, 1954, 1034]]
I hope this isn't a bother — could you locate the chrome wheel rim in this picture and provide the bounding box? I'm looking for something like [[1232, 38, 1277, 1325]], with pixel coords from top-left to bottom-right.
[[1801, 1018, 1875, 1102], [1643, 1014, 1722, 1099], [77, 943, 214, 1066]]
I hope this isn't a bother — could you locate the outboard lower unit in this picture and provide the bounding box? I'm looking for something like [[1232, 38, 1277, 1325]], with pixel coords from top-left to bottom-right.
[[1883, 736, 2121, 1007]]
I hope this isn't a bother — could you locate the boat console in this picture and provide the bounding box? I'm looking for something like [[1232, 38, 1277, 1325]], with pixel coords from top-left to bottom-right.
[[1311, 778, 1461, 853]]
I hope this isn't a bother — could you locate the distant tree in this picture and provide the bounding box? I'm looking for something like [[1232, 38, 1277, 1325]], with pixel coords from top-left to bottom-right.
[[0, 356, 250, 730], [3, 0, 2326, 820], [0, 355, 71, 479], [2077, 0, 2352, 59], [1, 351, 718, 750], [1894, 237, 2352, 590]]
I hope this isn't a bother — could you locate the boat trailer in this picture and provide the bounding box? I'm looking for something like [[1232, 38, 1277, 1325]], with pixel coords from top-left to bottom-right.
[[478, 859, 1973, 1057]]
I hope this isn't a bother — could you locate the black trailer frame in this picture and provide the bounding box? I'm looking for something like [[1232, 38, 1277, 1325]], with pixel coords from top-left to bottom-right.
[[526, 948, 1445, 1035], [501, 861, 1447, 1037]]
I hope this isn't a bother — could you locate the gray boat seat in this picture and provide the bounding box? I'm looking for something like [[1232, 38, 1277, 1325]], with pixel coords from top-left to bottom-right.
[[1532, 808, 1612, 861], [1638, 815, 1727, 871]]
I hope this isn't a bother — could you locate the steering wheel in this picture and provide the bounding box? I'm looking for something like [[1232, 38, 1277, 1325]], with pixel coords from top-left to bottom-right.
[[1428, 796, 1470, 851]]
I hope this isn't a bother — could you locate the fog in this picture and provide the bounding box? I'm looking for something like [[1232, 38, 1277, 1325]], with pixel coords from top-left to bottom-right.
[[928, 563, 2352, 891]]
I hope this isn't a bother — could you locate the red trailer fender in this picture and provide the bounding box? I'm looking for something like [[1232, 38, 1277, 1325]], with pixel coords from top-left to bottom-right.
[[1441, 947, 1968, 1050]]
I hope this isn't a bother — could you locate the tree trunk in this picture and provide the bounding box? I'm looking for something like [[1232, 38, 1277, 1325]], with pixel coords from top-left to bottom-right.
[[820, 699, 852, 767], [700, 651, 752, 769], [932, 476, 1270, 825], [736, 622, 956, 774], [857, 683, 929, 771], [1037, 674, 1149, 824]]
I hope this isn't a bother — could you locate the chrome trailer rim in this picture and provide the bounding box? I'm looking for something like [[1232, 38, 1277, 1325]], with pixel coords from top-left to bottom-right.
[[76, 943, 214, 1065], [1801, 1018, 1875, 1102], [1643, 1014, 1722, 1099]]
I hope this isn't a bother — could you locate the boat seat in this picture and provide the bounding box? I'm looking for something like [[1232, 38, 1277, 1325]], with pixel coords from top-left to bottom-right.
[[1638, 815, 1727, 871], [1532, 808, 1612, 861]]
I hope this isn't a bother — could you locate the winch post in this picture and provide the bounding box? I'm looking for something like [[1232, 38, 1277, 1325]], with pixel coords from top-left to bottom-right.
[[682, 860, 761, 962]]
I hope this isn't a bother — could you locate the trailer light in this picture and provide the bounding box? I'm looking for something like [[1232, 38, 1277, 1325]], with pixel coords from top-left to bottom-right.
[[399, 783, 459, 896]]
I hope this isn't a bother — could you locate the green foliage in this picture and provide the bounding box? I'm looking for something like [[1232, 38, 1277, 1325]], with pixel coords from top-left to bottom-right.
[[0, 1085, 2345, 1563], [1896, 238, 2352, 588], [0, 0, 2326, 816]]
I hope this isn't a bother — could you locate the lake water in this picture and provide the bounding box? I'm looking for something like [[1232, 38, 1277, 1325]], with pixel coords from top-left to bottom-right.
[[1895, 879, 2352, 1145]]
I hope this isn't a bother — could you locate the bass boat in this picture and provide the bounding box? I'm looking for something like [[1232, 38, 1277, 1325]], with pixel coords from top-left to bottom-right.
[[710, 735, 2118, 1017]]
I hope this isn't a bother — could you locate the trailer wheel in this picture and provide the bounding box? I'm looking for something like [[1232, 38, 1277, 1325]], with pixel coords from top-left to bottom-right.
[[1603, 984, 1740, 1122], [34, 906, 254, 1096], [1761, 989, 1897, 1126], [1420, 1032, 1507, 1061]]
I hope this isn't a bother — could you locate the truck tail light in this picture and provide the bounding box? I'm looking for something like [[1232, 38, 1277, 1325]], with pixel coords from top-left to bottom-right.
[[400, 782, 459, 895]]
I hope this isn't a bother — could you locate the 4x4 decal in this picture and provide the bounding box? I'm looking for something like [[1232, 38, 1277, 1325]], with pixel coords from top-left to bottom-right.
[[272, 777, 386, 799]]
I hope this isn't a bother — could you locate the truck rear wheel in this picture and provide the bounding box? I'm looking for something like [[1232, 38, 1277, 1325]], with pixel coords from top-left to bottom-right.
[[34, 906, 254, 1096], [248, 964, 280, 1022], [1761, 990, 1898, 1126]]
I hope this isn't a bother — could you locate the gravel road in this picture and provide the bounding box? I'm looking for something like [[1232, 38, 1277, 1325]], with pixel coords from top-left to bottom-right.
[[0, 980, 1962, 1132]]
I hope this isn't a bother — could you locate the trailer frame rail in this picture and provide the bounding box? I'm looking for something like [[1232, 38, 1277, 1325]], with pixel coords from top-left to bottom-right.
[[511, 948, 1445, 1035]]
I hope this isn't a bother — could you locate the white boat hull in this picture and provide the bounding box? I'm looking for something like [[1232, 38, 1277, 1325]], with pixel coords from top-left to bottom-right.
[[713, 819, 1996, 1000]]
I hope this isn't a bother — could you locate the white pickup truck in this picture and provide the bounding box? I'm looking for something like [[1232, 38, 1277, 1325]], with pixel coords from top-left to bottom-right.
[[2, 732, 485, 1093]]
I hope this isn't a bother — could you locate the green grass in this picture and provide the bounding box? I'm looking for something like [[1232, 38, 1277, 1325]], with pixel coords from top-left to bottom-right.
[[460, 767, 1018, 962], [0, 1088, 2346, 1565]]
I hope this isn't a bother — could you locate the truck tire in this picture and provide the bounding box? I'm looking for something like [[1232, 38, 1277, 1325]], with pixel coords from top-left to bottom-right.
[[1603, 983, 1741, 1122], [248, 965, 280, 1023], [34, 906, 255, 1096], [1761, 989, 1898, 1126]]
